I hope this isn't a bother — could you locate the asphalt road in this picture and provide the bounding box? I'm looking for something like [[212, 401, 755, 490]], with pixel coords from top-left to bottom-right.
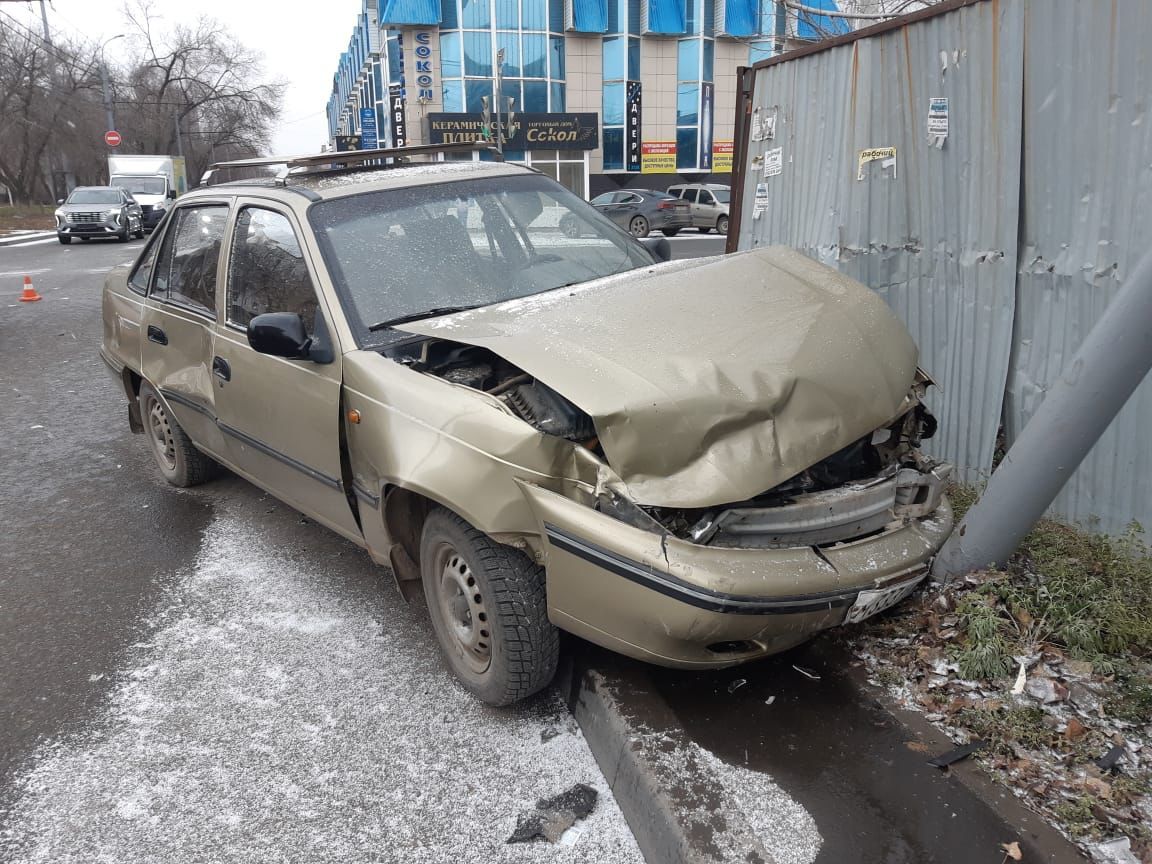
[[0, 236, 645, 863]]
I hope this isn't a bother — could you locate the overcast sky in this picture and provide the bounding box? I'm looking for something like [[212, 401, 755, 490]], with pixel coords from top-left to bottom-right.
[[4, 0, 363, 154]]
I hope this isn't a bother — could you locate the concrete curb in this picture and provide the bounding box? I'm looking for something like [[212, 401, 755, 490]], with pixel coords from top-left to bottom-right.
[[0, 232, 55, 247]]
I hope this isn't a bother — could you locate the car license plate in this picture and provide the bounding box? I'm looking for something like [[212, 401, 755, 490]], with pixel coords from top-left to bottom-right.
[[843, 574, 926, 624]]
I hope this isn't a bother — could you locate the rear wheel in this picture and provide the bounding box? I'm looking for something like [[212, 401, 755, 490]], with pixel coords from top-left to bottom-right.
[[57, 235, 71, 245], [698, 226, 712, 234], [138, 383, 215, 487], [420, 507, 558, 706], [661, 228, 681, 237], [717, 215, 729, 235], [629, 215, 650, 238]]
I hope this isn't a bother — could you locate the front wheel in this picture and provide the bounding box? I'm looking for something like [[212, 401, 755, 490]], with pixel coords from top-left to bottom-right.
[[420, 507, 558, 706], [138, 383, 215, 487], [629, 215, 650, 238], [661, 228, 681, 237], [134, 219, 145, 239], [716, 215, 729, 235], [57, 235, 71, 245], [117, 223, 129, 242]]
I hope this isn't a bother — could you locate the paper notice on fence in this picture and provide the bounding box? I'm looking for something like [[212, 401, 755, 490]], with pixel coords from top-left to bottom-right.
[[857, 146, 897, 180], [928, 97, 949, 138], [764, 147, 783, 177]]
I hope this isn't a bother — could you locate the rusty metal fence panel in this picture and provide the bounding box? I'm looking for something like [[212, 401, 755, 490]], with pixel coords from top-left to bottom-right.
[[735, 0, 1024, 485], [1006, 0, 1152, 533]]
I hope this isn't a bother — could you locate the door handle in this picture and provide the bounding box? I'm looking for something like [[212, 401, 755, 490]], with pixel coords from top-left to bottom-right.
[[147, 325, 167, 345], [212, 356, 231, 382]]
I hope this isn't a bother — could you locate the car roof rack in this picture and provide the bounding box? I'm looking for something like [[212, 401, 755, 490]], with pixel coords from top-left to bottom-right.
[[199, 141, 497, 187]]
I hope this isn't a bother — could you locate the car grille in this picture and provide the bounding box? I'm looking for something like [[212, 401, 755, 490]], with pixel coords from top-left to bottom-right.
[[67, 212, 104, 223], [140, 205, 153, 215]]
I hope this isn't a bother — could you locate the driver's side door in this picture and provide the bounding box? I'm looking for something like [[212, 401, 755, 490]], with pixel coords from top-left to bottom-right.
[[212, 201, 361, 541]]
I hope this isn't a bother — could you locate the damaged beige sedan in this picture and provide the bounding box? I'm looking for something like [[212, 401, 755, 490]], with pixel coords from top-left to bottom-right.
[[100, 150, 952, 706]]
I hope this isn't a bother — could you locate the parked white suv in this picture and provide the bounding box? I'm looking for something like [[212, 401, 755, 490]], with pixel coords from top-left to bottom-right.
[[666, 183, 730, 234]]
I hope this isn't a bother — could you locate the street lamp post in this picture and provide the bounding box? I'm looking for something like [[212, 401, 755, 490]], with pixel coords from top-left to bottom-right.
[[494, 47, 504, 157], [98, 35, 126, 152]]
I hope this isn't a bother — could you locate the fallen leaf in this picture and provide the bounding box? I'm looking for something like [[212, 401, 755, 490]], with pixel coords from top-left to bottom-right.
[[905, 741, 932, 753], [1001, 840, 1023, 860], [1084, 776, 1113, 799], [1064, 717, 1087, 741]]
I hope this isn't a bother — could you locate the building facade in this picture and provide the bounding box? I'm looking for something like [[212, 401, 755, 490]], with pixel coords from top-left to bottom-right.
[[326, 0, 845, 198]]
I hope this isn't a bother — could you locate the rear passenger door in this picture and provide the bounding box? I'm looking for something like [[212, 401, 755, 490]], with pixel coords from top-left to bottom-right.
[[140, 202, 230, 460], [211, 202, 361, 541]]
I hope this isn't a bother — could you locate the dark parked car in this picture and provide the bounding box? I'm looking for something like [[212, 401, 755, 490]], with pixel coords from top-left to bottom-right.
[[55, 186, 144, 244], [561, 189, 691, 238]]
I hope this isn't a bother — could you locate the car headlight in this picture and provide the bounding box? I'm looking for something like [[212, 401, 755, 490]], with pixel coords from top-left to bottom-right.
[[54, 209, 63, 219], [107, 208, 121, 219]]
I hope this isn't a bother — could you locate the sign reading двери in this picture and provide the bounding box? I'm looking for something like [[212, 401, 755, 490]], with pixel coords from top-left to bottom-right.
[[427, 113, 599, 150]]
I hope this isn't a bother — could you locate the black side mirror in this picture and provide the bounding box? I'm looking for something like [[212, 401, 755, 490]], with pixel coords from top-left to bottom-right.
[[167, 189, 177, 199], [640, 236, 671, 263], [247, 313, 311, 359]]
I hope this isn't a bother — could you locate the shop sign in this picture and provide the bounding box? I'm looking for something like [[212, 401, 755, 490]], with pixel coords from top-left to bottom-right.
[[414, 31, 435, 102], [625, 82, 642, 172], [427, 113, 599, 150], [389, 84, 407, 147], [641, 141, 676, 173], [699, 82, 714, 170], [712, 140, 733, 172]]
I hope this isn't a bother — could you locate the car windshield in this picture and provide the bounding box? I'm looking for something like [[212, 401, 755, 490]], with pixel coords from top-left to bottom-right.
[[309, 173, 656, 345], [711, 188, 730, 203], [114, 177, 167, 195], [67, 189, 120, 205]]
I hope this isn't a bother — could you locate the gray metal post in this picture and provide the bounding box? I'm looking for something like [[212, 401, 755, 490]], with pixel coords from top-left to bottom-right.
[[173, 112, 184, 158], [932, 246, 1152, 580], [100, 61, 116, 142]]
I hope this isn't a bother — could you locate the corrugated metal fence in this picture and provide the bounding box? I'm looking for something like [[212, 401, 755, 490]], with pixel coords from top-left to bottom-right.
[[734, 0, 1152, 535]]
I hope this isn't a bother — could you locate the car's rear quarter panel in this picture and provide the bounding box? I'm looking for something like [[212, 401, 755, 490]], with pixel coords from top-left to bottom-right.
[[101, 269, 143, 377]]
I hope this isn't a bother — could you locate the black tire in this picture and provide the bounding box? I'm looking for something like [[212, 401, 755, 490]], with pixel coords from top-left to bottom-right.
[[629, 215, 650, 238], [698, 226, 712, 234], [57, 235, 71, 245], [717, 215, 729, 235], [420, 507, 558, 706], [117, 224, 130, 242], [661, 228, 681, 237], [134, 221, 145, 239], [138, 382, 215, 487]]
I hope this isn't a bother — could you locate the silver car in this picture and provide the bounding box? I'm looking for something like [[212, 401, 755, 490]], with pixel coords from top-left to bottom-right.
[[55, 186, 144, 245], [666, 183, 730, 234]]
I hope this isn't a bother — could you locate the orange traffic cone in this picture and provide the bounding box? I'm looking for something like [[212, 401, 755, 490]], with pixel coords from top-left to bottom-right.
[[19, 275, 41, 302]]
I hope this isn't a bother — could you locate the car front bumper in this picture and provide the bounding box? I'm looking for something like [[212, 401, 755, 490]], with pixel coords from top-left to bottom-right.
[[58, 218, 122, 237], [520, 482, 954, 668]]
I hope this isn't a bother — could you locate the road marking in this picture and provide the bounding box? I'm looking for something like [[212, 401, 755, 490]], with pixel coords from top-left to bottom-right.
[[0, 238, 57, 248], [0, 268, 50, 277]]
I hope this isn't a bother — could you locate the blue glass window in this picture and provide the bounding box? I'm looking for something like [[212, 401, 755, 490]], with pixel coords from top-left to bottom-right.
[[603, 36, 625, 79], [550, 81, 566, 111], [685, 0, 698, 34], [440, 31, 462, 77], [499, 80, 520, 111], [704, 0, 715, 35], [466, 78, 492, 111], [372, 60, 383, 95], [386, 37, 403, 81], [523, 0, 546, 29], [602, 82, 625, 124], [496, 0, 518, 27], [603, 127, 625, 170], [503, 149, 526, 161], [462, 0, 490, 28], [464, 31, 492, 76], [548, 0, 564, 31], [497, 31, 521, 76], [627, 37, 640, 79], [442, 79, 463, 111], [703, 38, 714, 80], [677, 83, 699, 124], [522, 34, 547, 77], [676, 127, 698, 169], [522, 80, 548, 110], [627, 0, 641, 33], [549, 35, 565, 78], [440, 0, 459, 28], [677, 39, 700, 79]]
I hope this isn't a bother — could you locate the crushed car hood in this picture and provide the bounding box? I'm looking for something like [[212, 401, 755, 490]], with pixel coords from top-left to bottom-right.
[[402, 246, 919, 508]]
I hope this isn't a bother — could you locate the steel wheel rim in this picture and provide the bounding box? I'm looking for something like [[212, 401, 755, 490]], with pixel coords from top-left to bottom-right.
[[433, 544, 491, 675], [629, 217, 646, 236], [146, 397, 177, 471]]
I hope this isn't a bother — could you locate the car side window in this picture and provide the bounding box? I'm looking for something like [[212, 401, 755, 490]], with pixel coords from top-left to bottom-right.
[[682, 189, 698, 203], [127, 230, 164, 296], [590, 193, 614, 205], [227, 207, 318, 335], [152, 205, 227, 317], [620, 193, 641, 204], [699, 191, 714, 204]]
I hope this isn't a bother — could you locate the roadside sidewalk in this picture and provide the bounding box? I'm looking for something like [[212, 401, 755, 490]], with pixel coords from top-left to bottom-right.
[[0, 231, 56, 247]]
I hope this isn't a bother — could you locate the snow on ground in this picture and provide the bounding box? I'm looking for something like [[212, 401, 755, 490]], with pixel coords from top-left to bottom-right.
[[0, 508, 643, 864]]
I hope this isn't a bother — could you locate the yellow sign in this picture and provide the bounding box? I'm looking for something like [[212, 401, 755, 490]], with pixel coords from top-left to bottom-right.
[[712, 140, 733, 173], [641, 141, 677, 174]]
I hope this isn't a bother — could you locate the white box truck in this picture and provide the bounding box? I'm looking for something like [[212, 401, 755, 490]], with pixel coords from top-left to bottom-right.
[[107, 155, 188, 232]]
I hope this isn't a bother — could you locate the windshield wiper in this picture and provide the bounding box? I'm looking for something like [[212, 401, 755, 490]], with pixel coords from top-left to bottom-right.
[[368, 305, 484, 332]]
